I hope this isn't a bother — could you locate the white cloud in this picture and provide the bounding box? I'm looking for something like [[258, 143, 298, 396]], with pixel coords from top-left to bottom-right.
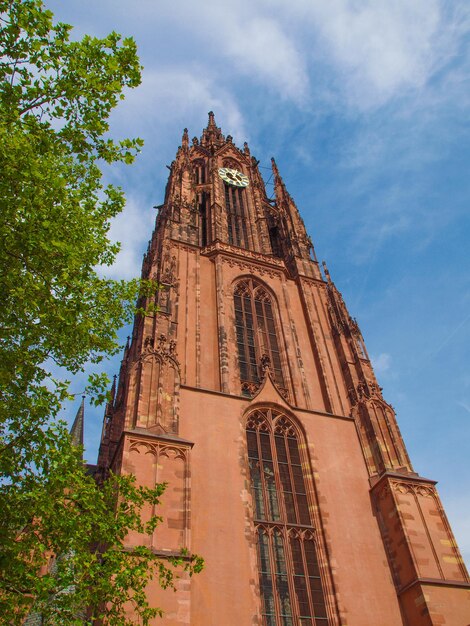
[[163, 1, 309, 104], [111, 68, 247, 147], [49, 0, 469, 113], [311, 0, 440, 105], [258, 0, 468, 110], [372, 352, 392, 374], [220, 16, 308, 104], [103, 196, 155, 280], [95, 0, 309, 105]]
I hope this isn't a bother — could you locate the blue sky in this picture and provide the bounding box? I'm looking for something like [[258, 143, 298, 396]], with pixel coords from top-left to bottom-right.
[[47, 1, 470, 564]]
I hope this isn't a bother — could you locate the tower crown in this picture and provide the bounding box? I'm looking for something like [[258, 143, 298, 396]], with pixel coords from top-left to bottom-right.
[[154, 113, 320, 282], [199, 111, 224, 148]]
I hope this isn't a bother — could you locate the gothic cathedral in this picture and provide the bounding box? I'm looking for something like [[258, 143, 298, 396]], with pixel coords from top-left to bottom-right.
[[97, 113, 469, 625]]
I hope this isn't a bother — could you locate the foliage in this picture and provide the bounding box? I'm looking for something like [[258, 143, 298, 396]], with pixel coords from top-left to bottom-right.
[[0, 1, 202, 623], [1, 425, 203, 624]]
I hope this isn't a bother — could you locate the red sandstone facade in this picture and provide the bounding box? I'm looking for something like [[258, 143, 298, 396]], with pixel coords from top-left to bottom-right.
[[97, 113, 470, 625]]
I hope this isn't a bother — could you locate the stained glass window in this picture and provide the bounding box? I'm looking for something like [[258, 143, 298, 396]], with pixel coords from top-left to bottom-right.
[[247, 410, 329, 626], [234, 279, 285, 397]]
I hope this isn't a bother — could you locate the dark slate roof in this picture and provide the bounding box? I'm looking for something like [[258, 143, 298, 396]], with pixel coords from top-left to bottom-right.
[[70, 396, 85, 448]]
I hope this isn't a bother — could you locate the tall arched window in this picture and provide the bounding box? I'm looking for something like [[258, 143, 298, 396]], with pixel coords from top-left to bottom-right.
[[198, 190, 209, 246], [247, 409, 329, 626], [234, 279, 285, 397], [225, 184, 249, 248]]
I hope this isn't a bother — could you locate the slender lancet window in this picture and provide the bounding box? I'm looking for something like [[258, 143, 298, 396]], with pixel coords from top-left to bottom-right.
[[247, 410, 329, 626], [234, 279, 285, 397], [225, 184, 249, 248]]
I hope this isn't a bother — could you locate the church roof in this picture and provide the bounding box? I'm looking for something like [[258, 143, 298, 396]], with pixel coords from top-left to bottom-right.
[[70, 396, 85, 448]]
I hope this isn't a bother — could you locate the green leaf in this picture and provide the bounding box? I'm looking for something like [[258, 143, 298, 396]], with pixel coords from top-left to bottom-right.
[[0, 1, 201, 623]]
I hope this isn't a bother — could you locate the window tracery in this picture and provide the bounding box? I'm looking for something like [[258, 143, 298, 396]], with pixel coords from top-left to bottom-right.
[[225, 183, 248, 248], [193, 159, 206, 184], [234, 279, 286, 397], [197, 190, 209, 246], [246, 409, 329, 626]]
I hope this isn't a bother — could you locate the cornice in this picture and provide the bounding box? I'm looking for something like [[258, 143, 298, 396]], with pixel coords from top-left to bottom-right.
[[397, 577, 470, 595], [369, 469, 437, 491], [123, 428, 194, 447], [202, 240, 286, 271]]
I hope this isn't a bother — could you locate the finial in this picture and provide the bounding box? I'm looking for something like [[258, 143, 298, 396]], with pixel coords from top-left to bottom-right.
[[110, 374, 117, 400], [243, 142, 250, 157], [123, 336, 130, 362], [182, 127, 189, 150], [200, 111, 224, 147], [70, 396, 85, 448]]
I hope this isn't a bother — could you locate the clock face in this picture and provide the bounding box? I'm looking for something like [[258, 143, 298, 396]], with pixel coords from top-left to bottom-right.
[[218, 167, 249, 188]]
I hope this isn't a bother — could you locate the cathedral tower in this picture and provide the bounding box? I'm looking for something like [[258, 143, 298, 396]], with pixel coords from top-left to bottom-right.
[[98, 114, 469, 625]]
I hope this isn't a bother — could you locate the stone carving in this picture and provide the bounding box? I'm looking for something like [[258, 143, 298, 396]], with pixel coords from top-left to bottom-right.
[[143, 335, 154, 351], [224, 258, 283, 279], [390, 480, 436, 499], [134, 337, 181, 434], [241, 380, 260, 398], [260, 353, 271, 374], [203, 241, 285, 269], [128, 438, 188, 462], [393, 482, 414, 495], [223, 156, 241, 170], [327, 301, 343, 336], [145, 334, 179, 366], [351, 378, 384, 405], [348, 386, 358, 406], [415, 485, 435, 498], [158, 285, 170, 314]]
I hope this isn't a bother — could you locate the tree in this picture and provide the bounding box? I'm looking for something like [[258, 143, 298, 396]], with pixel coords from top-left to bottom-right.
[[0, 1, 202, 622], [2, 426, 203, 624]]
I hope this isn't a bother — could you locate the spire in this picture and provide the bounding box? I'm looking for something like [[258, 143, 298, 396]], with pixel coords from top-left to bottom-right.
[[110, 374, 117, 401], [270, 156, 317, 271], [271, 156, 280, 181], [200, 111, 224, 148], [271, 156, 295, 210], [70, 396, 85, 448], [207, 111, 216, 129], [322, 260, 332, 283], [175, 127, 190, 165], [104, 375, 117, 423], [271, 156, 290, 203]]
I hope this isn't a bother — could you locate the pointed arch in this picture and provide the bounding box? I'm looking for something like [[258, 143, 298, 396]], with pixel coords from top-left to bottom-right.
[[225, 182, 248, 247], [233, 277, 286, 398], [245, 408, 330, 625], [131, 352, 180, 434]]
